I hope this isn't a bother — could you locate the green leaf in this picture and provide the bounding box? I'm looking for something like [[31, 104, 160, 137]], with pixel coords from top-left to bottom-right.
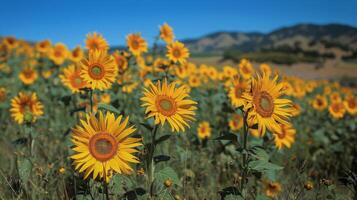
[[155, 134, 171, 144], [251, 147, 269, 161], [111, 174, 134, 195], [249, 160, 283, 171], [18, 158, 32, 183], [97, 103, 121, 115], [214, 133, 237, 142], [154, 167, 180, 187], [256, 194, 272, 200]]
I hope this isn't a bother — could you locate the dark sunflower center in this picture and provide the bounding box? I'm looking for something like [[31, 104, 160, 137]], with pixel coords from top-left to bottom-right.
[[234, 86, 243, 98], [159, 99, 173, 111], [91, 66, 102, 75], [54, 50, 62, 57], [173, 49, 181, 58], [254, 91, 274, 117], [89, 65, 105, 80], [89, 133, 118, 162], [95, 139, 113, 155], [132, 40, 139, 49], [348, 99, 355, 108], [156, 95, 177, 116]]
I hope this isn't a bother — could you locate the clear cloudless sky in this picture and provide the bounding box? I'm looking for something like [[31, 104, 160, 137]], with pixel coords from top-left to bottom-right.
[[0, 0, 356, 48]]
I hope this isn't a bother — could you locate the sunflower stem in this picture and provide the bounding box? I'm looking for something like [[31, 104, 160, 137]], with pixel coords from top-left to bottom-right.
[[148, 124, 159, 197], [240, 110, 249, 193], [102, 165, 110, 200], [89, 89, 93, 112]]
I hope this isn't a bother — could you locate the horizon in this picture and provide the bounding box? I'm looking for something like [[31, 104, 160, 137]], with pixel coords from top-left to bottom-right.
[[1, 0, 356, 48]]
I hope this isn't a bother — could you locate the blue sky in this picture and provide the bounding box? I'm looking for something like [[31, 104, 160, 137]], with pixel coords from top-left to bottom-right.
[[1, 0, 356, 48]]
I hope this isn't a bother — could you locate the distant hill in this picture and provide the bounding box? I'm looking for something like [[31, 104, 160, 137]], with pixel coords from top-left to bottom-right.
[[183, 23, 357, 55]]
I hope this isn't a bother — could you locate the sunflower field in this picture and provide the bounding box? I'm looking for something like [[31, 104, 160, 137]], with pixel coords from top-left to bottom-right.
[[0, 24, 356, 200]]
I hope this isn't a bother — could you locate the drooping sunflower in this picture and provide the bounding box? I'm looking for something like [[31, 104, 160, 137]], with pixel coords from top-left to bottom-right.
[[242, 72, 293, 136], [328, 101, 345, 119], [70, 46, 84, 63], [228, 114, 243, 131], [112, 51, 128, 73], [265, 181, 282, 198], [127, 33, 148, 56], [228, 76, 250, 108], [71, 111, 142, 182], [48, 43, 69, 65], [197, 121, 211, 139], [344, 95, 357, 115], [60, 64, 88, 93], [19, 67, 38, 85], [10, 92, 44, 124], [273, 124, 296, 149], [141, 79, 197, 132], [0, 87, 6, 102], [239, 58, 254, 79], [312, 95, 327, 111], [159, 23, 175, 43], [85, 32, 109, 51], [166, 41, 189, 64], [80, 50, 118, 90], [291, 103, 302, 117], [36, 40, 51, 54]]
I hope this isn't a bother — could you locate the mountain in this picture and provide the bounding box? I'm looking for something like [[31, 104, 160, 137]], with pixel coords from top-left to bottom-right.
[[183, 23, 357, 54]]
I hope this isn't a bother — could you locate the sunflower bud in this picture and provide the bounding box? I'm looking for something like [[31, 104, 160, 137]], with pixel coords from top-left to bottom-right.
[[304, 181, 313, 190], [164, 179, 173, 188], [24, 111, 33, 123]]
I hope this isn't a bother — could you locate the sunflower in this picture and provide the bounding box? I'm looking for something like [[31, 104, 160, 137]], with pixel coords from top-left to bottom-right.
[[273, 124, 296, 149], [265, 181, 282, 198], [3, 37, 18, 49], [70, 46, 84, 63], [85, 32, 109, 51], [328, 101, 345, 119], [188, 76, 201, 88], [344, 95, 357, 115], [197, 121, 211, 139], [60, 64, 88, 93], [141, 79, 197, 132], [42, 70, 53, 79], [166, 41, 189, 64], [71, 111, 142, 182], [259, 63, 272, 76], [80, 50, 118, 90], [19, 67, 38, 85], [228, 76, 250, 108], [222, 66, 238, 79], [329, 92, 342, 103], [312, 95, 327, 111], [49, 43, 68, 65], [36, 40, 51, 54], [291, 103, 301, 117], [159, 23, 175, 43], [100, 93, 111, 104], [239, 59, 254, 79], [10, 92, 44, 124], [0, 87, 6, 102], [127, 33, 148, 56], [242, 72, 293, 136], [228, 114, 243, 131], [112, 51, 128, 73]]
